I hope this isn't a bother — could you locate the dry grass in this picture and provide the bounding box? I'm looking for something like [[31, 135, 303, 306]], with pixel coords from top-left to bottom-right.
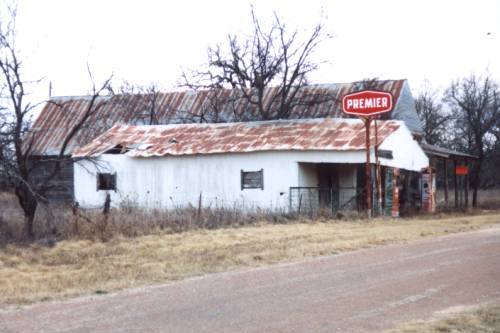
[[1, 211, 499, 308], [436, 189, 500, 210], [1, 192, 295, 243], [0, 192, 24, 241], [392, 303, 500, 332]]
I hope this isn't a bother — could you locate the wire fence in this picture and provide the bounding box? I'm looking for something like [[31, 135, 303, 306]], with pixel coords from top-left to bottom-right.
[[289, 187, 361, 217]]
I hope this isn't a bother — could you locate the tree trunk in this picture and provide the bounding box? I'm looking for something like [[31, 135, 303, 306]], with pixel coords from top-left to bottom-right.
[[15, 186, 38, 239], [472, 158, 482, 207]]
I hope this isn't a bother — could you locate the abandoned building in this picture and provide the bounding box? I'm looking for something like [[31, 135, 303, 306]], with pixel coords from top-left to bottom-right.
[[72, 118, 428, 213], [26, 79, 472, 215], [28, 80, 419, 199]]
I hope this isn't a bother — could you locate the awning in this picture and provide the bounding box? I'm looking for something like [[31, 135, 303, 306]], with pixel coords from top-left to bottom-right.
[[420, 142, 478, 159]]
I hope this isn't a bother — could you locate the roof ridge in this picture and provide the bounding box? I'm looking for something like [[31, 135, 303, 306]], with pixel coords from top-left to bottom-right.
[[49, 79, 408, 100], [110, 117, 402, 131]]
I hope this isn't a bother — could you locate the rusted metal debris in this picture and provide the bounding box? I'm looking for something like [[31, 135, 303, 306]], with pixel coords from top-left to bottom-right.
[[73, 118, 400, 158]]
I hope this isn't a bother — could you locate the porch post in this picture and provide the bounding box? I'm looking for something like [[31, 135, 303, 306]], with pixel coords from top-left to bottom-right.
[[444, 158, 449, 207], [454, 159, 459, 209], [464, 158, 469, 209], [405, 172, 410, 212]]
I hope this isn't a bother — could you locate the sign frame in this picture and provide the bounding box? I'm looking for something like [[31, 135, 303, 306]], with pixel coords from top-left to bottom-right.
[[341, 89, 394, 218], [342, 90, 394, 117]]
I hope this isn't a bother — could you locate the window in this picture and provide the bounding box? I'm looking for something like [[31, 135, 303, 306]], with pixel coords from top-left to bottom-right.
[[241, 169, 263, 190], [97, 173, 117, 191], [378, 149, 393, 159]]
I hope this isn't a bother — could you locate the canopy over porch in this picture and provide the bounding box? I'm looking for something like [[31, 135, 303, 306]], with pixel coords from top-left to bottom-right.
[[420, 142, 478, 209]]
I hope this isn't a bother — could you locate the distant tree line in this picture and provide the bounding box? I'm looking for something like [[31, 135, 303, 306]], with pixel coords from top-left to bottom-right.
[[415, 75, 500, 206]]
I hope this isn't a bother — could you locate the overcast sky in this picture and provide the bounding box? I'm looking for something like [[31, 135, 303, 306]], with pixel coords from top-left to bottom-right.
[[13, 0, 500, 102]]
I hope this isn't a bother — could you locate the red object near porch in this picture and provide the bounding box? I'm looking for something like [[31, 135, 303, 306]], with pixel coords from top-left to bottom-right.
[[455, 166, 469, 175]]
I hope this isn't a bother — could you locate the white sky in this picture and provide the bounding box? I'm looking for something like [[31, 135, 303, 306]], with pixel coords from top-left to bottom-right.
[[13, 0, 500, 102]]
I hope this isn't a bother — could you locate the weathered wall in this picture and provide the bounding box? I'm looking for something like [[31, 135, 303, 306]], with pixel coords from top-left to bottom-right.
[[76, 151, 303, 210], [74, 125, 428, 210], [378, 124, 429, 172], [298, 163, 318, 187], [29, 157, 74, 203]]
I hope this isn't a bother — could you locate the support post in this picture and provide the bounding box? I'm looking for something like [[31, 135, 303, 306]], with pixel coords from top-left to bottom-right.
[[365, 118, 372, 219], [464, 159, 469, 209], [454, 159, 458, 209], [374, 118, 382, 216], [444, 158, 449, 207], [405, 172, 411, 213], [331, 187, 334, 215]]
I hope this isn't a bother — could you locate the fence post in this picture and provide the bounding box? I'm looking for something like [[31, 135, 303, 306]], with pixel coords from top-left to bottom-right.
[[197, 192, 202, 225], [330, 187, 334, 216], [72, 201, 80, 235], [101, 193, 111, 240], [298, 194, 302, 216], [308, 189, 313, 219]]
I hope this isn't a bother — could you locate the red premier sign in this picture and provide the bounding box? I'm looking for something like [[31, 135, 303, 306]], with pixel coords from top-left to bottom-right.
[[342, 90, 393, 117]]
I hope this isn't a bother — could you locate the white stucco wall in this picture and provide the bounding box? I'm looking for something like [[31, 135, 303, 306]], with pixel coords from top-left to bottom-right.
[[377, 124, 429, 172], [298, 163, 318, 187], [74, 122, 428, 210], [76, 151, 300, 210]]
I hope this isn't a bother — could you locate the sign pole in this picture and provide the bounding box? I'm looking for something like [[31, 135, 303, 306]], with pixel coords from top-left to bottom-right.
[[374, 117, 382, 216], [365, 117, 372, 219], [341, 89, 394, 220]]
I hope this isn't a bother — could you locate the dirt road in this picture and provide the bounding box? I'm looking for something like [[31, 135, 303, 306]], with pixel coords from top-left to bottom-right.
[[2, 225, 500, 333]]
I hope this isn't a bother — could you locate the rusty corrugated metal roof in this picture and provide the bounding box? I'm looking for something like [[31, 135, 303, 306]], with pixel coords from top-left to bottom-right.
[[420, 142, 478, 159], [30, 80, 408, 156], [73, 118, 401, 158]]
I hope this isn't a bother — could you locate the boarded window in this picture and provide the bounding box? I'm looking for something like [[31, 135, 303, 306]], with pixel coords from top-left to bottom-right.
[[97, 173, 117, 191], [241, 169, 264, 190]]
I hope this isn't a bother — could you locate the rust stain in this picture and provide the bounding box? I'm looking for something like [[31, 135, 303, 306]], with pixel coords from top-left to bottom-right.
[[73, 118, 400, 158], [28, 81, 406, 155]]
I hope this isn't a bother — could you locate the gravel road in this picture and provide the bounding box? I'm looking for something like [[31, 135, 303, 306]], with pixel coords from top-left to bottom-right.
[[2, 225, 500, 333]]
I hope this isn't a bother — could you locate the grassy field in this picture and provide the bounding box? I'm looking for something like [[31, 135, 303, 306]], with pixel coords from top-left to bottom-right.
[[1, 211, 499, 308], [392, 303, 500, 332]]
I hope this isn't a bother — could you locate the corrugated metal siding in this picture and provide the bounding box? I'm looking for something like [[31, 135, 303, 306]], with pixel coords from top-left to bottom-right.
[[30, 80, 410, 156], [73, 118, 401, 158]]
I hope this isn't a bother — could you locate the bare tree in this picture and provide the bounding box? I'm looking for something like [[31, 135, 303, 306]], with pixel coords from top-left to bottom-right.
[[111, 82, 164, 125], [414, 85, 449, 145], [0, 4, 112, 237], [182, 7, 332, 121], [445, 74, 500, 207]]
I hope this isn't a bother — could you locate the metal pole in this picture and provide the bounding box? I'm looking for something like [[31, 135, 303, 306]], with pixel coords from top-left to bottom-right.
[[365, 118, 372, 219], [374, 117, 382, 216], [444, 158, 449, 207]]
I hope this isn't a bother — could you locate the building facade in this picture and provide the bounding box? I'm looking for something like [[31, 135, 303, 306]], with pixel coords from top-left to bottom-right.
[[28, 80, 422, 203], [73, 118, 428, 212]]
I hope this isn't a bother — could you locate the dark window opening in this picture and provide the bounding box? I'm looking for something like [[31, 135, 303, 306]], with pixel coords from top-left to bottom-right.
[[97, 173, 117, 191], [378, 149, 393, 159], [241, 169, 264, 190]]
